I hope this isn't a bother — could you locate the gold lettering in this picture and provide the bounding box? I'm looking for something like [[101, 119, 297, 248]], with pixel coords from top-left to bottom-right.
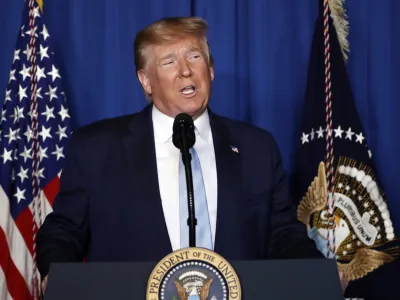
[[218, 262, 232, 277], [227, 277, 237, 285], [174, 253, 185, 264], [225, 273, 234, 280], [159, 264, 167, 273], [183, 250, 190, 259], [152, 275, 161, 283], [229, 285, 238, 292], [149, 283, 158, 293], [156, 268, 164, 277], [193, 251, 202, 258], [162, 260, 172, 270], [203, 253, 215, 262]]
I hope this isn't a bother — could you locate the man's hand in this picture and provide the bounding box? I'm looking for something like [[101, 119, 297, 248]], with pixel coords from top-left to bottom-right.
[[41, 276, 48, 295], [338, 270, 349, 292]]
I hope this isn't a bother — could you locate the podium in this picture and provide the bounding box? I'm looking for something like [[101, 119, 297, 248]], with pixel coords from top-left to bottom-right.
[[44, 258, 344, 299]]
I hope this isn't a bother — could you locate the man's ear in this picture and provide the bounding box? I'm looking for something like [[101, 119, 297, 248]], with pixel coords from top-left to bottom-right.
[[137, 70, 152, 95], [209, 66, 214, 81]]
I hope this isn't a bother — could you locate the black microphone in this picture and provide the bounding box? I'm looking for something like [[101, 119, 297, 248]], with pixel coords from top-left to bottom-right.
[[172, 113, 197, 248]]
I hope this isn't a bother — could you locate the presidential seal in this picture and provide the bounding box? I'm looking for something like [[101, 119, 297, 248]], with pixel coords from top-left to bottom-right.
[[146, 247, 241, 300], [297, 159, 399, 283]]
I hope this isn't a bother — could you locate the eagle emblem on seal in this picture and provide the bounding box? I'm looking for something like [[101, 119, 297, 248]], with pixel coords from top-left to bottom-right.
[[297, 159, 399, 282], [173, 271, 213, 300]]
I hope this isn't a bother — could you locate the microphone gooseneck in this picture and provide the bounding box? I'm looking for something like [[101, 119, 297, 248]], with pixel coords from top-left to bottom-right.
[[172, 113, 197, 248]]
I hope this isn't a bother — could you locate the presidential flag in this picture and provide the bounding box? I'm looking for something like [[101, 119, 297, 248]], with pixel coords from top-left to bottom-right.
[[0, 1, 72, 299], [293, 0, 399, 298]]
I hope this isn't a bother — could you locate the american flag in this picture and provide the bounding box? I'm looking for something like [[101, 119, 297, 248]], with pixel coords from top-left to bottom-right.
[[0, 1, 72, 299]]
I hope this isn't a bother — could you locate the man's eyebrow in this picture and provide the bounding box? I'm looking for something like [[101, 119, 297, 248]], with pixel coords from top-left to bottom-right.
[[187, 46, 203, 53], [157, 47, 203, 63], [157, 53, 175, 63]]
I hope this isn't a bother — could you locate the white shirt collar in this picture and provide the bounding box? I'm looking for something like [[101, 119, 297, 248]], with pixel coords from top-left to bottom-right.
[[152, 104, 211, 143]]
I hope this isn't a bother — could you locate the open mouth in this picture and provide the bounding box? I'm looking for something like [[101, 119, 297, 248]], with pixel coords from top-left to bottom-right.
[[180, 85, 197, 95]]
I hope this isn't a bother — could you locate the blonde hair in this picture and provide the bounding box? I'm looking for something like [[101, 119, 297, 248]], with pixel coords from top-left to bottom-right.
[[134, 17, 214, 97]]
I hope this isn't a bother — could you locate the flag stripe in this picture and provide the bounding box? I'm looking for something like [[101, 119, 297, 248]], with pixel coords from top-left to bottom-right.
[[15, 204, 35, 256], [43, 175, 60, 206], [29, 191, 53, 231], [0, 228, 33, 300], [0, 186, 34, 295], [10, 189, 55, 261], [0, 266, 13, 300]]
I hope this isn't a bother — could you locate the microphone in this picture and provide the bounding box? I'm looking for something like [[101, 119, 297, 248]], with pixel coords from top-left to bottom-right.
[[172, 113, 196, 248]]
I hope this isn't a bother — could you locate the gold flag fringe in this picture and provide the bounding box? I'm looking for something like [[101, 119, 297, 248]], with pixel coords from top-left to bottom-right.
[[328, 0, 350, 61]]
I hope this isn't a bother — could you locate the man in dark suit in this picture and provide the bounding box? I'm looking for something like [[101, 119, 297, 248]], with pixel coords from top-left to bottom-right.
[[37, 16, 329, 291]]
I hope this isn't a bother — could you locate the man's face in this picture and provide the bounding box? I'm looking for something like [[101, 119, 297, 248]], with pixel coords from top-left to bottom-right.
[[138, 36, 214, 119]]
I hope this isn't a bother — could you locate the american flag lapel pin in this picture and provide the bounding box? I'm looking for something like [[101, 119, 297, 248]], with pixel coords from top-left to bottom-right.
[[231, 145, 239, 153]]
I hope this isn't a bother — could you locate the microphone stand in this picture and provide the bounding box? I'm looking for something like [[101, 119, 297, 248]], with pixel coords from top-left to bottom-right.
[[179, 124, 197, 248]]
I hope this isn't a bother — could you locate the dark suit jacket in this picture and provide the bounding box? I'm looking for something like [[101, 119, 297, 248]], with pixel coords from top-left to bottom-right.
[[37, 104, 323, 278]]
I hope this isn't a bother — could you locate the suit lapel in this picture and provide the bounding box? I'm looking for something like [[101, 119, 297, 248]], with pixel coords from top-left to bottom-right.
[[122, 104, 172, 256], [120, 105, 246, 259], [209, 113, 244, 258]]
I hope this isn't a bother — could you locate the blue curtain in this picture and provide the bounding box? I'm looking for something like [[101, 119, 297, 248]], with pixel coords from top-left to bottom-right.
[[1, 1, 399, 229], [1, 0, 400, 297]]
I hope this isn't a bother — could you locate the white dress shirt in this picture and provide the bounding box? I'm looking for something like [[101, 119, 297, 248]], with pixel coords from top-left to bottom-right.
[[152, 105, 218, 251]]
